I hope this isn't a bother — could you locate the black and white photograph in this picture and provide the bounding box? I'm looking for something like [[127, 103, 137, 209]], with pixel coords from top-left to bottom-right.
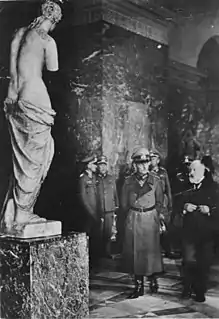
[[0, 0, 219, 318]]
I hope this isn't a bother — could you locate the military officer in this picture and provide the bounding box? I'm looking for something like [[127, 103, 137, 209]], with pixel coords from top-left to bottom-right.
[[150, 150, 173, 257], [121, 147, 164, 298], [96, 155, 119, 257], [78, 154, 101, 268]]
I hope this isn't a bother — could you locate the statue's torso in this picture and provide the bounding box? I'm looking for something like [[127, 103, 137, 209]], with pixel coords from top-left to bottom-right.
[[8, 28, 57, 108]]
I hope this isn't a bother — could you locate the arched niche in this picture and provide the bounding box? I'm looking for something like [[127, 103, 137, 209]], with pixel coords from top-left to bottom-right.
[[196, 36, 219, 179]]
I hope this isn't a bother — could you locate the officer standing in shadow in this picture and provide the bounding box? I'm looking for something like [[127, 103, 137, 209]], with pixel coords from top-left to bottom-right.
[[150, 150, 174, 258], [96, 155, 119, 258], [78, 154, 102, 270]]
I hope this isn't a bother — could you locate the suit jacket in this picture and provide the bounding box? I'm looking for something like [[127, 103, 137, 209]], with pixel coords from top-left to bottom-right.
[[182, 176, 218, 242]]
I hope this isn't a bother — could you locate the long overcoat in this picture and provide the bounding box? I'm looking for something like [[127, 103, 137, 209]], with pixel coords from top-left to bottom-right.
[[121, 172, 164, 276], [96, 173, 119, 240]]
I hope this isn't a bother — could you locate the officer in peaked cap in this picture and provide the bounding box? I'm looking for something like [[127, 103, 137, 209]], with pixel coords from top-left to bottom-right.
[[78, 153, 101, 269], [96, 155, 119, 257], [97, 155, 108, 165], [81, 153, 97, 164], [121, 146, 163, 298], [150, 151, 172, 213], [150, 150, 173, 258], [131, 147, 150, 162]]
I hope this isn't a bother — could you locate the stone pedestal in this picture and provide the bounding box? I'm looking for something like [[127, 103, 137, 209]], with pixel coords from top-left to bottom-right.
[[0, 232, 89, 319]]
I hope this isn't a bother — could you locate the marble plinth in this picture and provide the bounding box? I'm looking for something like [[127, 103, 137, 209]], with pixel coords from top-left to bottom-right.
[[0, 232, 89, 319], [0, 220, 62, 239]]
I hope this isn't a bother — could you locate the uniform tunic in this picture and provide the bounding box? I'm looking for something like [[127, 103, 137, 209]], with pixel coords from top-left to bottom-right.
[[79, 171, 98, 234], [151, 166, 172, 223], [121, 172, 164, 276], [96, 174, 119, 241]]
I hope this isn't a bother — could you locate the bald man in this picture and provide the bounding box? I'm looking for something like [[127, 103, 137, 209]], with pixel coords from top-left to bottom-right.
[[181, 160, 218, 302]]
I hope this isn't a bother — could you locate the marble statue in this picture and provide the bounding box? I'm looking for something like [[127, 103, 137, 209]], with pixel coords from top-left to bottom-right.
[[0, 0, 62, 237]]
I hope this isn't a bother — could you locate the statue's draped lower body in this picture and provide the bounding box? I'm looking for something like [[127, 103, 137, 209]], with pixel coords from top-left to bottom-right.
[[0, 98, 56, 234]]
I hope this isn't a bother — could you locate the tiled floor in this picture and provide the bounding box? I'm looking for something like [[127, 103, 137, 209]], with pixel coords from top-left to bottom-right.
[[89, 255, 219, 318]]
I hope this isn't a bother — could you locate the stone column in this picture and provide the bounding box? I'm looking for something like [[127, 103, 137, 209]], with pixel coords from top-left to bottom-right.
[[0, 232, 89, 319], [58, 0, 174, 174]]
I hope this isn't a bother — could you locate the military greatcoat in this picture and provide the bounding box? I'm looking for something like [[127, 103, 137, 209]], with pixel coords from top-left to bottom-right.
[[79, 171, 98, 234], [121, 172, 164, 276], [152, 166, 172, 223], [96, 173, 119, 241]]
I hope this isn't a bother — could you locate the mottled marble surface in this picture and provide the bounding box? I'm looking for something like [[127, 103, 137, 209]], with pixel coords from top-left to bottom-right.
[[0, 232, 89, 319], [102, 24, 168, 175]]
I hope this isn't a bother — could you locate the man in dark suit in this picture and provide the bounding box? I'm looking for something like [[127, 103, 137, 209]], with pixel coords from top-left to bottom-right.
[[181, 160, 218, 302]]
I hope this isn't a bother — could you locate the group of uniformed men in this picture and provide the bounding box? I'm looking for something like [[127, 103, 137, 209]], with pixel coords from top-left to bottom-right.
[[79, 147, 218, 303], [79, 148, 173, 290]]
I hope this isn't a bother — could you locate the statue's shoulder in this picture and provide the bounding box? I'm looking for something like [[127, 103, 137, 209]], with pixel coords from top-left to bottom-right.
[[47, 34, 54, 43], [34, 28, 53, 42], [11, 27, 26, 43]]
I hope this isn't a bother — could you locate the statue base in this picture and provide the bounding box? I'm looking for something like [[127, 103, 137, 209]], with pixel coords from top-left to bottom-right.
[[0, 232, 89, 318], [0, 220, 62, 238]]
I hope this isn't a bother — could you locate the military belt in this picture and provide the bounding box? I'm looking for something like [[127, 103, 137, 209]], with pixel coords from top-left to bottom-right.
[[130, 205, 155, 212]]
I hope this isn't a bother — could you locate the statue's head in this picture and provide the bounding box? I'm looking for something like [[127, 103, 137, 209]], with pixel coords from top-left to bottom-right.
[[41, 0, 62, 29]]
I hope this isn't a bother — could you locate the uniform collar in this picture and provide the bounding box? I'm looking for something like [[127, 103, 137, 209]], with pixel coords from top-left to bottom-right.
[[85, 169, 93, 179], [135, 173, 148, 186], [152, 166, 159, 173], [98, 173, 107, 178]]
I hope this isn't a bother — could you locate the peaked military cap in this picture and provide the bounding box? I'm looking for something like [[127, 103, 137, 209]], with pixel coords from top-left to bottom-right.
[[150, 150, 161, 158], [131, 147, 150, 163], [183, 155, 193, 164], [97, 155, 108, 165], [81, 154, 97, 164]]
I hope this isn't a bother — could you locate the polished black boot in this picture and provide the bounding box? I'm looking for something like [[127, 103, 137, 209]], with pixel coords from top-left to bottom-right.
[[148, 275, 159, 294], [128, 276, 144, 299]]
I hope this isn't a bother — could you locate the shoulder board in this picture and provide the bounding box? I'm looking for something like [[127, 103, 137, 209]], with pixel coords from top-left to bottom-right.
[[160, 167, 167, 173], [80, 173, 84, 178], [124, 175, 134, 184], [148, 172, 159, 185], [149, 171, 160, 179]]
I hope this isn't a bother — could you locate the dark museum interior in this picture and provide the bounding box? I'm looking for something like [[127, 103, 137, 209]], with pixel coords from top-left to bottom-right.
[[0, 0, 219, 230], [1, 1, 219, 318]]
